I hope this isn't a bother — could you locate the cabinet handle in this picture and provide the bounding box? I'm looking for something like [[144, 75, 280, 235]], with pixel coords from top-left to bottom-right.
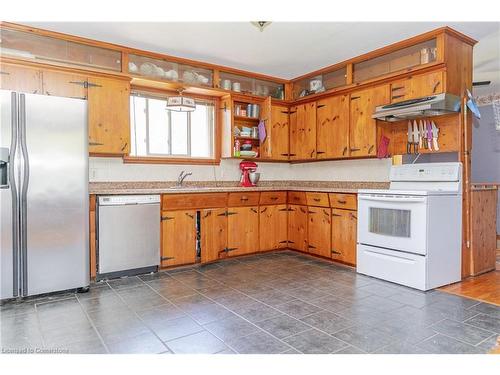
[[288, 207, 296, 212], [279, 208, 291, 212], [161, 256, 175, 261], [240, 197, 249, 201], [322, 209, 329, 216], [89, 141, 104, 146], [270, 197, 278, 201], [350, 213, 357, 220], [331, 249, 342, 255], [287, 240, 295, 244], [391, 94, 405, 100], [161, 216, 174, 221], [251, 208, 258, 213], [226, 211, 237, 216], [225, 247, 238, 253], [350, 147, 360, 152], [337, 200, 347, 204], [391, 86, 405, 91], [308, 244, 317, 249], [350, 96, 360, 100], [260, 207, 268, 213], [368, 145, 374, 154], [316, 151, 325, 155], [342, 147, 348, 156], [281, 111, 290, 114], [288, 153, 296, 157], [308, 210, 316, 214], [313, 198, 321, 202], [289, 110, 297, 114], [317, 104, 326, 109], [203, 211, 212, 218], [121, 142, 128, 152], [299, 207, 307, 214], [310, 150, 315, 158], [332, 213, 342, 217], [0, 71, 10, 75], [280, 153, 290, 157], [432, 81, 441, 93], [185, 212, 194, 219]]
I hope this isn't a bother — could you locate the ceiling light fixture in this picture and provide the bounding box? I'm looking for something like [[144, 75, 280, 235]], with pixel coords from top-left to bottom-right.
[[166, 89, 196, 112], [251, 21, 271, 32]]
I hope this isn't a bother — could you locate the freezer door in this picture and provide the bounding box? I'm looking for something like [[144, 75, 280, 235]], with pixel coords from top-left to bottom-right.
[[20, 93, 89, 296], [1, 90, 20, 299]]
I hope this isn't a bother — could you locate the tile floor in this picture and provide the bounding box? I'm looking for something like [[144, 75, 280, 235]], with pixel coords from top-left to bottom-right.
[[1, 251, 499, 354]]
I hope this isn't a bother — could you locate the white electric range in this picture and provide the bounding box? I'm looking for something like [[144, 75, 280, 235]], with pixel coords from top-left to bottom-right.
[[356, 162, 462, 291]]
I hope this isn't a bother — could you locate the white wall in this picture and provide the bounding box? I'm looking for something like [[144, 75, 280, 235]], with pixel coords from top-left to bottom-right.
[[89, 157, 392, 182]]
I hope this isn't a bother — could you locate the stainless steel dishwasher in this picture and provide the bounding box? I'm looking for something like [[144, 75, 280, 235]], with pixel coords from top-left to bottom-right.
[[97, 195, 160, 279]]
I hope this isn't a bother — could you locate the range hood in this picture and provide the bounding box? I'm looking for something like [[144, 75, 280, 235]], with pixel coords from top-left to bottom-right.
[[372, 93, 461, 122]]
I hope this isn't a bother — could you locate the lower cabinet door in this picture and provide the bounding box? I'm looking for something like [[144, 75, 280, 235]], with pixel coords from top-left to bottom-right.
[[161, 210, 197, 267], [227, 206, 259, 256], [259, 204, 288, 251], [200, 208, 228, 263], [331, 209, 357, 265], [307, 208, 331, 258], [288, 204, 308, 252]]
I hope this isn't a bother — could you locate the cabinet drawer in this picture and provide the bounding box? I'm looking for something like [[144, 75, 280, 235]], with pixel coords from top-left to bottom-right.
[[162, 193, 227, 210], [329, 193, 357, 210], [306, 192, 330, 207], [260, 191, 287, 205], [288, 191, 307, 205], [227, 192, 260, 206]]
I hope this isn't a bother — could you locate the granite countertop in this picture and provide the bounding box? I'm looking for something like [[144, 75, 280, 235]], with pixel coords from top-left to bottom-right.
[[89, 181, 389, 195]]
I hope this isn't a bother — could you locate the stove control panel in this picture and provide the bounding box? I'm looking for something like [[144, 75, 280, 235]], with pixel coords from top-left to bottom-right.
[[390, 162, 461, 182]]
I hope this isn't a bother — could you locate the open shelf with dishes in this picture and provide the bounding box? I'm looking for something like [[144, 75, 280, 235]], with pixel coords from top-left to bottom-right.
[[128, 53, 214, 87], [228, 99, 264, 159]]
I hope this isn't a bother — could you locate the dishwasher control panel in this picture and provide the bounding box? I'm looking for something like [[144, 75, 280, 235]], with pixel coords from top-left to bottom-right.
[[98, 195, 161, 206]]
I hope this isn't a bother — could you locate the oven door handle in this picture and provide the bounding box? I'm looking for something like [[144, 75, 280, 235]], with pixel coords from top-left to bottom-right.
[[358, 196, 426, 203]]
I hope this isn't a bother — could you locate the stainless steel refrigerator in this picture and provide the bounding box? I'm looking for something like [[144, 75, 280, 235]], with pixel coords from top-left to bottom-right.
[[1, 90, 89, 299]]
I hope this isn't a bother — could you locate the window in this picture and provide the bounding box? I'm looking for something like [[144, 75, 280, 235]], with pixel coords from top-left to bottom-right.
[[129, 94, 215, 159]]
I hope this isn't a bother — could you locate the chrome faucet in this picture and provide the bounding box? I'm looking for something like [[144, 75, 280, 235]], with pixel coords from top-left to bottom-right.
[[176, 171, 192, 187]]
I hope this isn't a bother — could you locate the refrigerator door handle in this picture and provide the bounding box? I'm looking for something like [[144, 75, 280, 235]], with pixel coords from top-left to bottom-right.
[[9, 92, 20, 297], [19, 93, 29, 297]]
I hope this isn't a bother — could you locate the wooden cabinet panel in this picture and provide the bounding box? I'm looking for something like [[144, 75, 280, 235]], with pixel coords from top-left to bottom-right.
[[227, 206, 259, 257], [200, 208, 228, 264], [88, 76, 130, 155], [329, 193, 357, 210], [288, 191, 307, 206], [390, 71, 444, 103], [260, 191, 287, 205], [307, 207, 331, 258], [41, 70, 87, 99], [270, 105, 290, 160], [162, 193, 227, 210], [316, 94, 350, 158], [0, 63, 42, 94], [349, 85, 389, 157], [227, 192, 260, 207], [288, 204, 308, 252], [259, 204, 288, 251], [161, 210, 197, 267], [306, 192, 330, 207], [331, 209, 357, 265], [290, 102, 316, 160]]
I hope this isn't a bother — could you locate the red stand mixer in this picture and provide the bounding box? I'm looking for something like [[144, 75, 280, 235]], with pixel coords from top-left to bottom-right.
[[239, 161, 258, 187]]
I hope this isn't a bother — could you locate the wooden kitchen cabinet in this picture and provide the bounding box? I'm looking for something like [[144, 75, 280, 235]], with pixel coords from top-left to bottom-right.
[[290, 102, 317, 160], [307, 207, 331, 258], [40, 69, 88, 99], [331, 208, 357, 265], [227, 206, 259, 257], [259, 204, 288, 251], [390, 71, 444, 103], [200, 208, 228, 263], [0, 63, 42, 94], [260, 98, 290, 160], [161, 209, 197, 267], [349, 85, 389, 157], [88, 76, 130, 155], [288, 204, 308, 252], [316, 94, 350, 159]]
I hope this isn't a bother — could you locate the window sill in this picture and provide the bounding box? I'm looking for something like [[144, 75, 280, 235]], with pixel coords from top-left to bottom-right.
[[123, 156, 221, 165]]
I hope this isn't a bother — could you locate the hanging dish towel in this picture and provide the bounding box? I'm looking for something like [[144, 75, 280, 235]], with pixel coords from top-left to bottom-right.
[[258, 120, 266, 143]]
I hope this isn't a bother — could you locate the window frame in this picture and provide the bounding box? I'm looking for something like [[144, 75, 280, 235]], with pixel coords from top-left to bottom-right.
[[124, 89, 221, 165]]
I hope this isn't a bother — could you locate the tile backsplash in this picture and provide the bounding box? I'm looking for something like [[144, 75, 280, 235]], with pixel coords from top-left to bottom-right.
[[89, 157, 391, 182]]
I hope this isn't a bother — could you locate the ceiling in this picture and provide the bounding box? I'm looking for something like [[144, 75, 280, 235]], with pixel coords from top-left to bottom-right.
[[24, 22, 500, 92]]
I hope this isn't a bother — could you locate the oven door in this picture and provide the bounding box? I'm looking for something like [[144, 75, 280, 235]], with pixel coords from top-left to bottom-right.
[[358, 194, 427, 255]]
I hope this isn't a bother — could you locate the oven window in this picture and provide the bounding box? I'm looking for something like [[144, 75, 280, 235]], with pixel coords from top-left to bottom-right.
[[369, 208, 411, 237]]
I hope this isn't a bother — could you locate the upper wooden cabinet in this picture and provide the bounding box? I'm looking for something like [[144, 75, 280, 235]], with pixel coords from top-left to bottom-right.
[[316, 94, 350, 159], [87, 76, 131, 155], [41, 70, 88, 99], [161, 209, 197, 267], [290, 102, 317, 160], [349, 85, 389, 157], [259, 204, 288, 251], [0, 63, 42, 94], [260, 99, 290, 160], [390, 71, 444, 103]]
